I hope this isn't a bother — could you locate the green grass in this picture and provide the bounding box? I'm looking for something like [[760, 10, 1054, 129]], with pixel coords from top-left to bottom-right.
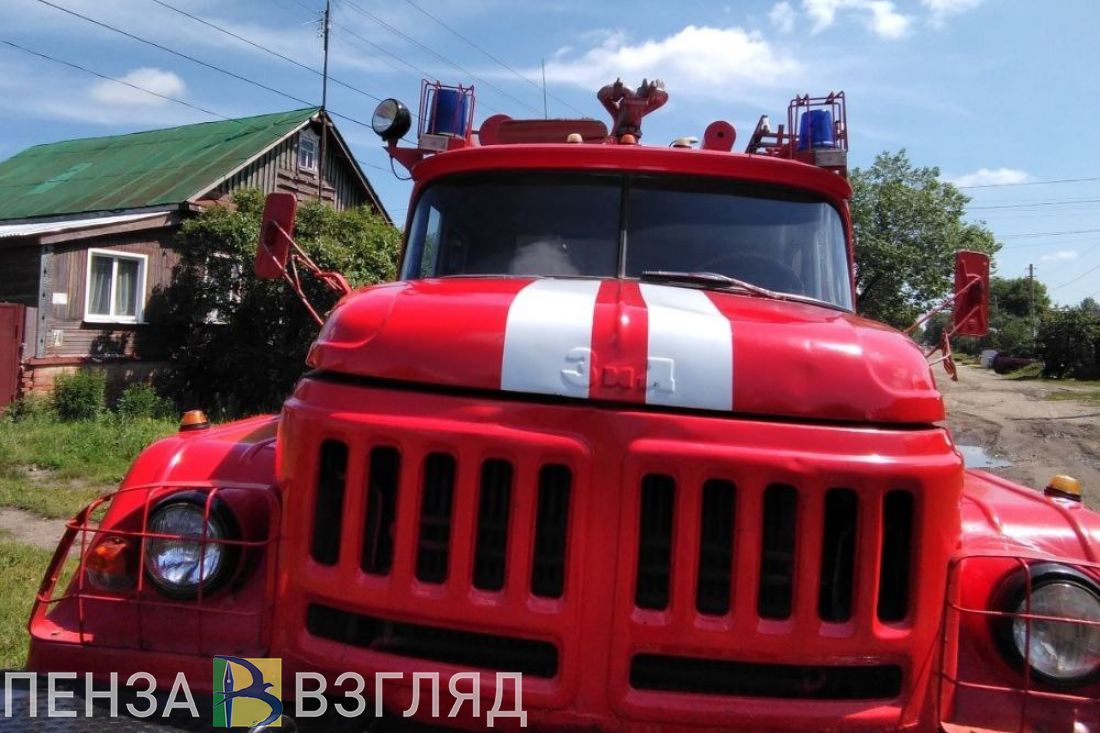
[[0, 535, 54, 668], [1006, 362, 1044, 380], [0, 416, 177, 519], [1045, 389, 1100, 404]]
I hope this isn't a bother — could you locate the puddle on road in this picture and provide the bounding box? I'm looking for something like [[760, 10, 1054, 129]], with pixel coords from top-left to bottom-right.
[[957, 444, 1011, 469]]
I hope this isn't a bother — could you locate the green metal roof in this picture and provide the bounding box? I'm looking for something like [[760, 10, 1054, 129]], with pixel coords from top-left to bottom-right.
[[0, 108, 318, 221]]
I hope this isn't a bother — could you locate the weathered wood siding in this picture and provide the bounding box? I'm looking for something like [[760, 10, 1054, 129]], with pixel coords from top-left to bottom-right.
[[211, 125, 373, 212], [0, 244, 40, 306], [42, 229, 180, 359]]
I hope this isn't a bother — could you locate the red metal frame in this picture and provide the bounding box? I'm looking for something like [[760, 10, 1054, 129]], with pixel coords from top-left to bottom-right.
[[30, 481, 280, 657], [418, 80, 477, 143], [940, 553, 1100, 731], [745, 92, 848, 172], [907, 254, 989, 381], [787, 92, 848, 160], [257, 221, 351, 326]]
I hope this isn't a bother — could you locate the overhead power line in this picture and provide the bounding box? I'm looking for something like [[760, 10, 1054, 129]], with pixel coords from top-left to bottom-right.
[[958, 176, 1100, 190], [1, 38, 229, 120], [330, 5, 499, 116], [36, 0, 322, 108], [968, 196, 1100, 211], [339, 0, 541, 115], [999, 228, 1100, 239], [400, 0, 585, 117], [330, 6, 437, 101], [1052, 256, 1100, 291], [1, 35, 394, 180], [146, 0, 385, 105], [37, 0, 392, 135]]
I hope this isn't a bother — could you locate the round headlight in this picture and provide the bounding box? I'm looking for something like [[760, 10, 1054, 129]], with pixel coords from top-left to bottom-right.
[[144, 494, 237, 599], [371, 98, 411, 142], [996, 565, 1100, 686]]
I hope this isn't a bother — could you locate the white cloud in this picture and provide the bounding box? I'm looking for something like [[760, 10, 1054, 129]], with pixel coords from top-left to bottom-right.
[[867, 1, 910, 38], [803, 0, 911, 39], [540, 25, 803, 98], [922, 0, 984, 26], [949, 167, 1034, 187], [769, 2, 797, 33], [1040, 250, 1078, 263], [89, 67, 186, 107]]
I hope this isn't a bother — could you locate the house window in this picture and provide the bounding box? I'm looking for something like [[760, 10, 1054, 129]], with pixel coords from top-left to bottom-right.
[[298, 130, 319, 172], [85, 249, 147, 323]]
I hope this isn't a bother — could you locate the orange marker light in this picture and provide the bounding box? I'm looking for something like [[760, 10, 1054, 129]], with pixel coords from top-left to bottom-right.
[[179, 409, 210, 431], [1044, 474, 1082, 502]]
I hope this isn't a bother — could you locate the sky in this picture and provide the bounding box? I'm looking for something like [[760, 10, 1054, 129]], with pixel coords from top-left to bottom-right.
[[1, 0, 1099, 306]]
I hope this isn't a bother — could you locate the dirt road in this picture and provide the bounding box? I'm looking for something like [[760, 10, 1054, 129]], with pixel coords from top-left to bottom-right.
[[941, 366, 1100, 509]]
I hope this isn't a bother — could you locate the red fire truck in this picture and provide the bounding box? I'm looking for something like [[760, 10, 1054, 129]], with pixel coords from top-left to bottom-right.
[[26, 81, 1100, 731]]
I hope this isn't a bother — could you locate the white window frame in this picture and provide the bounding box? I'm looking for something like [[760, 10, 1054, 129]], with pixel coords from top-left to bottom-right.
[[83, 248, 148, 324], [298, 129, 319, 173]]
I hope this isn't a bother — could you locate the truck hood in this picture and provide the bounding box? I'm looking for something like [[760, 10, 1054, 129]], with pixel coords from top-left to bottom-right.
[[961, 469, 1100, 563], [306, 277, 944, 424]]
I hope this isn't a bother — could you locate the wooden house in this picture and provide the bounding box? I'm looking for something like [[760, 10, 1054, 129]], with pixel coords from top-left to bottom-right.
[[0, 108, 388, 407]]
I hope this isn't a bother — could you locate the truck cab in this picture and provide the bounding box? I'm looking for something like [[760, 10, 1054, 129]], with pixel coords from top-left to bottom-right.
[[27, 81, 1100, 731]]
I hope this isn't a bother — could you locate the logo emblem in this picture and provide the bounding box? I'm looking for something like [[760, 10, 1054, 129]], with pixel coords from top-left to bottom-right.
[[213, 656, 283, 728]]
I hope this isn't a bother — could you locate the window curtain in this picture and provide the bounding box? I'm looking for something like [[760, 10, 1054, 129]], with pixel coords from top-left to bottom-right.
[[89, 256, 112, 315], [114, 258, 139, 316]]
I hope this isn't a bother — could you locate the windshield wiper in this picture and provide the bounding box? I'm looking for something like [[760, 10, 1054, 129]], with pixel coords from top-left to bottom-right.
[[640, 270, 782, 299]]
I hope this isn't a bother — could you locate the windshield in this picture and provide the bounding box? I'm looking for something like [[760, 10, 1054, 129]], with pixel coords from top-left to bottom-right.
[[402, 172, 852, 309]]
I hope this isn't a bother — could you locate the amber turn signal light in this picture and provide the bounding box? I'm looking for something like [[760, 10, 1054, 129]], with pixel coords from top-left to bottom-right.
[[85, 537, 135, 592], [1044, 474, 1082, 502], [179, 409, 210, 431]]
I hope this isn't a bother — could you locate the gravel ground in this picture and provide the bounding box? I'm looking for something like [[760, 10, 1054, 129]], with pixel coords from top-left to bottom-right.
[[941, 365, 1100, 509]]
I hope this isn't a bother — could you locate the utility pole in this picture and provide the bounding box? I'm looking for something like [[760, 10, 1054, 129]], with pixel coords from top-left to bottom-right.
[[317, 0, 331, 202], [541, 59, 548, 119], [1028, 263, 1035, 321]]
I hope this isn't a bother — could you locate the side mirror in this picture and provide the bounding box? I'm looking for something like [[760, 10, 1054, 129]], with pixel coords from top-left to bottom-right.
[[254, 193, 298, 280], [953, 250, 990, 337]]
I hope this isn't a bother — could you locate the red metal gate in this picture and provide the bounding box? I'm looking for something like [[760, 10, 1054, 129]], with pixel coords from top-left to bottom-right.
[[0, 303, 25, 409]]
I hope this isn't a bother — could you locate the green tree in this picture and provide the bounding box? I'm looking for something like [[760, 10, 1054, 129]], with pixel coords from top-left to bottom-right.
[[990, 276, 1050, 319], [155, 190, 401, 414], [851, 151, 1000, 328], [1081, 296, 1100, 315], [1036, 307, 1100, 379]]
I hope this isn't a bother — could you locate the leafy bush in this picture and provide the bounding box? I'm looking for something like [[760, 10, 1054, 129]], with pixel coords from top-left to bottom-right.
[[3, 393, 55, 422], [154, 189, 401, 415], [116, 383, 174, 420], [1036, 308, 1100, 379], [52, 370, 107, 421]]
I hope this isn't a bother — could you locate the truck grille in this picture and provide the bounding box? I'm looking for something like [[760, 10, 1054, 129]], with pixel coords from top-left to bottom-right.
[[635, 474, 675, 610], [291, 386, 944, 724], [472, 459, 513, 591], [531, 464, 572, 599], [695, 479, 735, 616], [416, 453, 456, 584], [308, 440, 575, 601], [307, 604, 558, 677], [630, 654, 902, 700], [878, 490, 914, 622], [307, 438, 916, 630], [310, 440, 347, 566], [629, 474, 912, 625], [362, 446, 399, 575]]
